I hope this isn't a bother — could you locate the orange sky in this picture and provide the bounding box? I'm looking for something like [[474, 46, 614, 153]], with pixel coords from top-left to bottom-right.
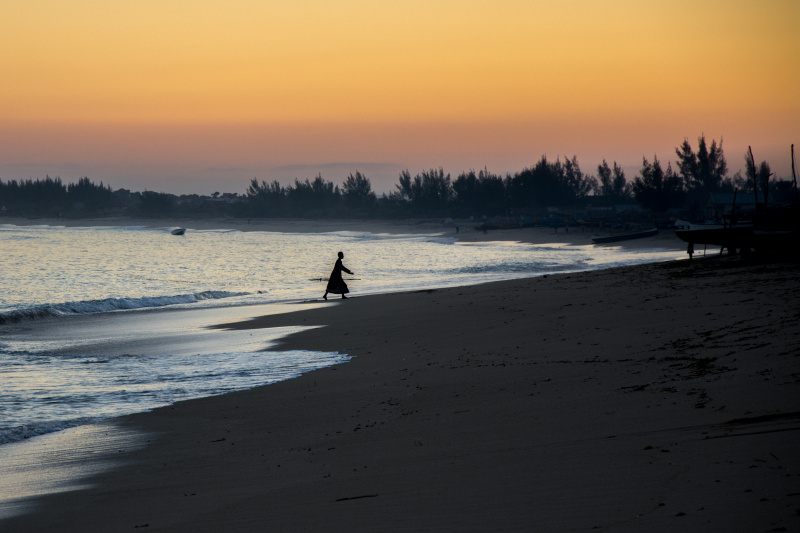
[[1, 0, 798, 193]]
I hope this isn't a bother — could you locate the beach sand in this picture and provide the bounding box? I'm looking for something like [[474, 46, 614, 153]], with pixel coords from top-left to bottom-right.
[[2, 220, 798, 531]]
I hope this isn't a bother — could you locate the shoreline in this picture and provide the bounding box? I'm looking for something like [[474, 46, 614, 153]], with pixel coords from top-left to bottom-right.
[[0, 215, 686, 250], [2, 255, 798, 531]]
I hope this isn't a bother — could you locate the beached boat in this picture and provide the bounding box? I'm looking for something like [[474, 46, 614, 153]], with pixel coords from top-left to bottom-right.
[[591, 228, 658, 244], [675, 208, 799, 258], [674, 220, 753, 248], [676, 145, 800, 258], [171, 228, 186, 235]]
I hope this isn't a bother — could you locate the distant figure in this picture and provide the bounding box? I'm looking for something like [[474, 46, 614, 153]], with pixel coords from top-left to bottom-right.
[[323, 251, 353, 300]]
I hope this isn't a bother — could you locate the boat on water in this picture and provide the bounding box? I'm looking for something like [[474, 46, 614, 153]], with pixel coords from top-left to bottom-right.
[[171, 228, 186, 235], [591, 228, 658, 244]]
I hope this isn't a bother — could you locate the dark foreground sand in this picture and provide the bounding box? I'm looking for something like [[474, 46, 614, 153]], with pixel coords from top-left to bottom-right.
[[3, 254, 799, 532]]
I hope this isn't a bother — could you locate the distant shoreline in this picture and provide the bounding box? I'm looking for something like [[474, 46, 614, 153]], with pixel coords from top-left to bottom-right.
[[0, 215, 686, 250]]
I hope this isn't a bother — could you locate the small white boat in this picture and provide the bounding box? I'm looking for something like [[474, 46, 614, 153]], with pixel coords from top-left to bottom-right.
[[171, 228, 186, 235]]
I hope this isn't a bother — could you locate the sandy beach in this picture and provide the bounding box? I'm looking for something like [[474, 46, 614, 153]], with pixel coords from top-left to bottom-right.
[[2, 219, 798, 532]]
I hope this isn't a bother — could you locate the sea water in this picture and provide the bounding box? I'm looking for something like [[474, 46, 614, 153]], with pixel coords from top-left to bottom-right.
[[0, 223, 682, 445]]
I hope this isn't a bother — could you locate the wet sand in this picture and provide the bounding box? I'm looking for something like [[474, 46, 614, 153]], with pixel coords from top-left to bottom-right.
[[2, 248, 798, 532]]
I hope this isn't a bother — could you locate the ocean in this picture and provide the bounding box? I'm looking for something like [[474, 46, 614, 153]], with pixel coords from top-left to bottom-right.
[[0, 223, 683, 446]]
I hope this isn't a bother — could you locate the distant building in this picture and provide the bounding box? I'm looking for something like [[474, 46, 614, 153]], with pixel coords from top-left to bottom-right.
[[707, 193, 757, 221]]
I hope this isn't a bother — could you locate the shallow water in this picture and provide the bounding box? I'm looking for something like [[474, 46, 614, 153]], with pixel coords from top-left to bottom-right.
[[0, 224, 683, 445], [0, 224, 680, 319], [0, 302, 349, 444], [0, 422, 147, 519]]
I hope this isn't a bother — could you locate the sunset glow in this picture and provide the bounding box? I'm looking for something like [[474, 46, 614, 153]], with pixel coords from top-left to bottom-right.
[[1, 0, 798, 193]]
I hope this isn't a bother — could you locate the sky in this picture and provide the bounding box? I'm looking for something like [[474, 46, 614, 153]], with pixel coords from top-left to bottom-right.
[[1, 0, 798, 195]]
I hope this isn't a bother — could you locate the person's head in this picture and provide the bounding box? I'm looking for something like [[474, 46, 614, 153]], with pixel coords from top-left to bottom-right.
[[338, 251, 344, 259]]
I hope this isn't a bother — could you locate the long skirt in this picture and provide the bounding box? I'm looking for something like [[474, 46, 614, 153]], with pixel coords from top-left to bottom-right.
[[325, 278, 349, 295]]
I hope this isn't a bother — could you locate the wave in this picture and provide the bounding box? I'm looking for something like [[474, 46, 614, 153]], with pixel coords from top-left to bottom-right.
[[318, 230, 455, 243], [450, 260, 589, 275], [0, 290, 250, 325], [0, 417, 103, 445]]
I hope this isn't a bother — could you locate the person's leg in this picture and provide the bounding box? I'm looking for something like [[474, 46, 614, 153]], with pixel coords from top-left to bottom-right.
[[323, 292, 328, 300]]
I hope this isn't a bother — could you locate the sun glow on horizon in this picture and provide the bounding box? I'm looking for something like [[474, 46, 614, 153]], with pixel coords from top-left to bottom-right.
[[1, 0, 798, 192]]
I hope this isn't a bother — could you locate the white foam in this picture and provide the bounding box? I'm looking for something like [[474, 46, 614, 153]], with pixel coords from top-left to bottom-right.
[[0, 290, 250, 324]]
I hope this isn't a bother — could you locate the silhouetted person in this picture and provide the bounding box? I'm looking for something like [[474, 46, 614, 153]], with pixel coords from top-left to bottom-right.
[[323, 251, 353, 300]]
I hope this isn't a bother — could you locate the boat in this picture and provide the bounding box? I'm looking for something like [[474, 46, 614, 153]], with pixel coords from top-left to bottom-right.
[[674, 219, 753, 248], [675, 208, 799, 258], [675, 145, 800, 258], [591, 228, 658, 244], [171, 228, 186, 235]]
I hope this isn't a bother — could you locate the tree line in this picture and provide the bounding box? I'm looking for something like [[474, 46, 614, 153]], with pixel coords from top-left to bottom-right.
[[230, 157, 616, 219], [0, 177, 116, 215], [1, 136, 795, 220]]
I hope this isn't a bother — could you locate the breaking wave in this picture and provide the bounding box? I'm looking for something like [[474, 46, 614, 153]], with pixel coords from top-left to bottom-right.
[[0, 417, 103, 445], [0, 290, 249, 325]]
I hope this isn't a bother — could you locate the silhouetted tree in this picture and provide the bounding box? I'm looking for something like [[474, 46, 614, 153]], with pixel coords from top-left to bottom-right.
[[137, 191, 177, 216], [507, 157, 561, 208], [67, 177, 114, 213], [452, 168, 506, 215], [507, 156, 593, 208], [632, 156, 685, 212], [769, 179, 796, 206], [246, 178, 285, 216], [286, 175, 339, 214], [0, 176, 67, 214], [563, 156, 596, 199], [395, 168, 452, 213], [597, 159, 631, 200], [452, 170, 479, 209], [675, 135, 728, 192], [675, 135, 729, 218], [746, 154, 772, 205], [342, 171, 376, 211]]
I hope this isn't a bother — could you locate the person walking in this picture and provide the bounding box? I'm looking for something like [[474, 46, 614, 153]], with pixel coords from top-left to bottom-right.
[[323, 251, 353, 300]]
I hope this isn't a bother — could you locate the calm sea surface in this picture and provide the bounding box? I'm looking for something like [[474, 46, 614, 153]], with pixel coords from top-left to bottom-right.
[[0, 223, 682, 444]]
